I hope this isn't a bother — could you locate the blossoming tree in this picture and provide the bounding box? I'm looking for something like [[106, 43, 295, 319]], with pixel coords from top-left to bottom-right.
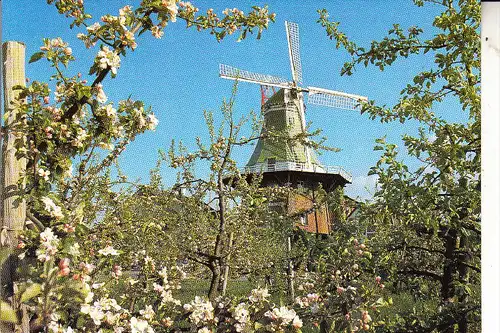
[[1, 0, 277, 331], [318, 0, 480, 331]]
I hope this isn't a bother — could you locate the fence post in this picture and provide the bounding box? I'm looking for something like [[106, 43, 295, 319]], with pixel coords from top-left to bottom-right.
[[1, 41, 28, 333]]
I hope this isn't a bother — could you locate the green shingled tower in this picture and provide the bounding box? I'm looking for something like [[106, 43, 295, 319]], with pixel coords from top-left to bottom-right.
[[247, 88, 321, 168]]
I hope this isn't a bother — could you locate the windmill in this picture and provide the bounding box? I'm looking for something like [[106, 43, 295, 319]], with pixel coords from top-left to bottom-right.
[[219, 21, 367, 179], [219, 21, 367, 234]]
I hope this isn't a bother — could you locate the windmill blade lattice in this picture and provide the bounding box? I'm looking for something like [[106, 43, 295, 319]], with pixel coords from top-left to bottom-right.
[[219, 64, 291, 89], [307, 87, 368, 111], [285, 21, 303, 84]]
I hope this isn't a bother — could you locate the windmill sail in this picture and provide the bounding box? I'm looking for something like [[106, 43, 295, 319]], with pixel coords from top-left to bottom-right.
[[219, 64, 291, 89], [285, 21, 303, 84], [307, 86, 368, 111]]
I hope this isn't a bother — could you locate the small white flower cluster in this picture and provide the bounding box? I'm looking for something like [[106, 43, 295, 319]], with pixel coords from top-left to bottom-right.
[[68, 242, 80, 256], [76, 21, 102, 48], [152, 266, 182, 305], [39, 38, 72, 57], [222, 7, 244, 17], [146, 114, 159, 131], [101, 13, 127, 27], [54, 83, 69, 103], [161, 0, 178, 22], [151, 26, 164, 39], [47, 313, 75, 333], [248, 287, 270, 303], [95, 83, 107, 104], [98, 142, 115, 150], [183, 296, 215, 325], [98, 245, 119, 256], [178, 1, 197, 13], [139, 305, 155, 320], [295, 293, 321, 314], [72, 128, 89, 148], [87, 22, 101, 34], [232, 303, 250, 332], [96, 46, 121, 75], [132, 107, 158, 131], [100, 104, 117, 122], [264, 306, 302, 330], [41, 196, 64, 220], [130, 316, 154, 333], [80, 297, 122, 326], [38, 168, 51, 181], [78, 5, 137, 50], [36, 228, 60, 262]]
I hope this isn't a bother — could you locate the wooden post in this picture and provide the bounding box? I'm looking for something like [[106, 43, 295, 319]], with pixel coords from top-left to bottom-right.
[[287, 236, 295, 301], [1, 41, 27, 333], [221, 231, 234, 296]]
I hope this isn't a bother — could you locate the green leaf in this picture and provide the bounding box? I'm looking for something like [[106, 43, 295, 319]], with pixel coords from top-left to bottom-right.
[[29, 52, 45, 63], [0, 301, 18, 323], [20, 283, 42, 303]]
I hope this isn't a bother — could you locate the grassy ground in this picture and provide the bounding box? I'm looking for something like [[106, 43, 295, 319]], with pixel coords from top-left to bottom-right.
[[174, 279, 255, 303], [174, 279, 288, 304]]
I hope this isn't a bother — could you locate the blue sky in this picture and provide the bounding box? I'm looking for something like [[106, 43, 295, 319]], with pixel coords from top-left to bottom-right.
[[3, 0, 466, 199]]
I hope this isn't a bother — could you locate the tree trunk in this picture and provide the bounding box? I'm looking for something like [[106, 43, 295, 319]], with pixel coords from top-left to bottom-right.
[[221, 231, 233, 296], [208, 262, 221, 300], [208, 173, 228, 300], [457, 236, 469, 333], [440, 227, 457, 333]]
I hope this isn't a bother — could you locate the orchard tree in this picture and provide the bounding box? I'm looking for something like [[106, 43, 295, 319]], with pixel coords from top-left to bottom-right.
[[1, 0, 276, 330], [318, 0, 480, 332], [165, 87, 292, 300]]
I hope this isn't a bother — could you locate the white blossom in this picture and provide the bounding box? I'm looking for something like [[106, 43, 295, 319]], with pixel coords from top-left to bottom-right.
[[292, 316, 303, 329], [95, 83, 107, 103], [38, 168, 51, 181], [81, 298, 122, 327], [232, 303, 250, 332], [139, 305, 155, 320], [69, 242, 81, 256], [130, 317, 154, 333], [151, 26, 164, 39], [96, 46, 121, 75], [184, 296, 214, 325], [264, 306, 301, 329], [72, 128, 89, 148], [162, 0, 178, 22], [98, 245, 119, 256], [146, 114, 159, 130], [248, 287, 270, 303], [41, 197, 64, 220], [36, 227, 60, 262], [87, 22, 101, 33]]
